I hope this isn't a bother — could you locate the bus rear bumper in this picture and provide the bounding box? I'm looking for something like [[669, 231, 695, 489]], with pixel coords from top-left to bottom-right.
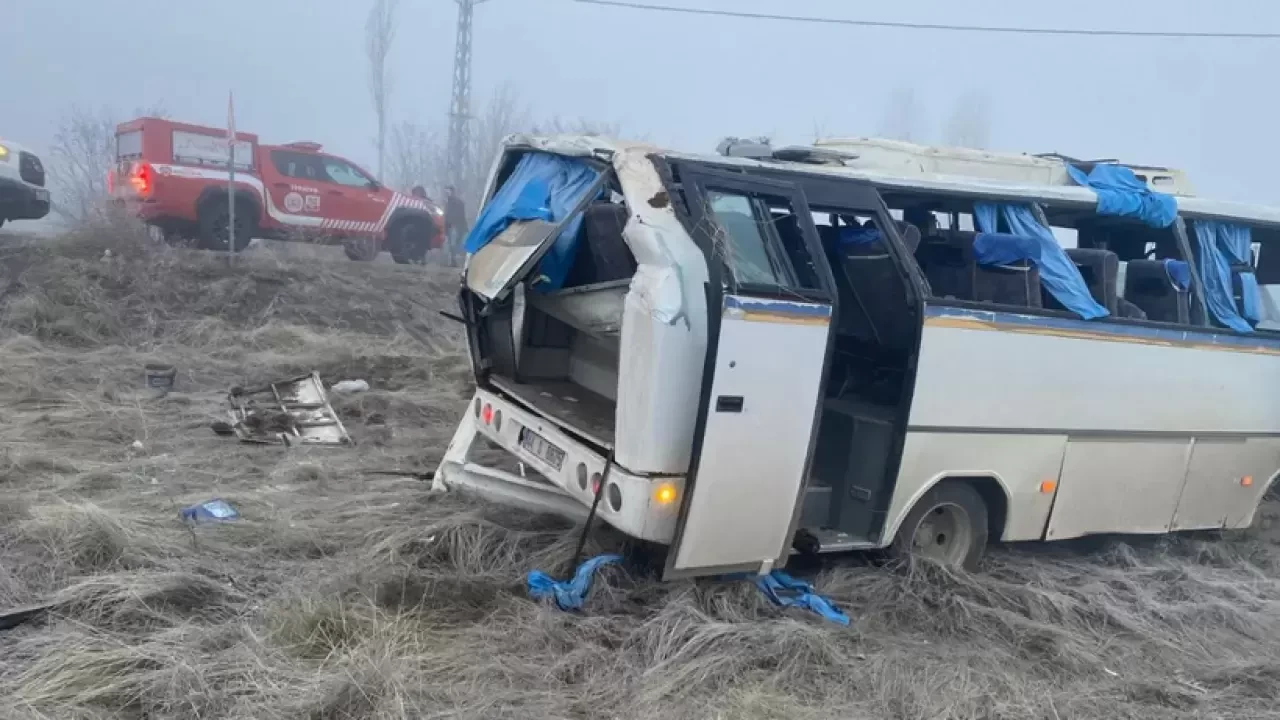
[[433, 390, 684, 544]]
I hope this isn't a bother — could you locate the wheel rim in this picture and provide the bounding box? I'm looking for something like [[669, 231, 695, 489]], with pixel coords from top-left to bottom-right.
[[908, 502, 972, 566]]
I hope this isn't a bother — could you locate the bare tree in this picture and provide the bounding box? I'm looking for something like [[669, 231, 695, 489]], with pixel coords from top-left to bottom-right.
[[878, 87, 920, 142], [366, 0, 400, 181], [458, 83, 532, 211], [942, 93, 991, 150], [49, 105, 165, 225], [384, 83, 624, 215], [385, 121, 444, 195]]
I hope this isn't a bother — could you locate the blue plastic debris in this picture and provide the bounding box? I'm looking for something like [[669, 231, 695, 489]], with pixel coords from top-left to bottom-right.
[[180, 499, 239, 523], [527, 554, 622, 611], [756, 571, 850, 626]]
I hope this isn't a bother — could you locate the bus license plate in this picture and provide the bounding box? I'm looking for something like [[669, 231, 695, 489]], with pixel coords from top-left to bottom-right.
[[519, 427, 565, 471]]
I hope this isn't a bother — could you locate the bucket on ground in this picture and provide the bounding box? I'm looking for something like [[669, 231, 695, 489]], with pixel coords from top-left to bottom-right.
[[144, 363, 177, 398]]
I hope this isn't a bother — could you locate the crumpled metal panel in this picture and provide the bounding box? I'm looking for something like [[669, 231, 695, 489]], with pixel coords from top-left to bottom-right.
[[228, 372, 352, 446]]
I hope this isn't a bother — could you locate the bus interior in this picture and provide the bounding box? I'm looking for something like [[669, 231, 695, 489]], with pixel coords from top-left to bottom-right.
[[470, 160, 638, 450]]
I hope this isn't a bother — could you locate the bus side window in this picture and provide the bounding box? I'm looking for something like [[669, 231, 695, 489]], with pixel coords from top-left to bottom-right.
[[705, 190, 822, 293]]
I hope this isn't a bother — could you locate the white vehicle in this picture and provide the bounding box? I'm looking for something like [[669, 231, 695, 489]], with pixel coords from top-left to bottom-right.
[[434, 134, 1280, 580], [0, 137, 51, 229]]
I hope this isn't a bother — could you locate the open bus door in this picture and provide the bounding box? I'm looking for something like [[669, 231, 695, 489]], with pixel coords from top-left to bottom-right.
[[663, 165, 837, 579]]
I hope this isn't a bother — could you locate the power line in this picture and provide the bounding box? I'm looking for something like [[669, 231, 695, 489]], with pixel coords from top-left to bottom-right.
[[572, 0, 1280, 40]]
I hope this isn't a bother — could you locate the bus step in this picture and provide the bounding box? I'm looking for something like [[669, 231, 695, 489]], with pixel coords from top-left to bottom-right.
[[794, 528, 874, 554]]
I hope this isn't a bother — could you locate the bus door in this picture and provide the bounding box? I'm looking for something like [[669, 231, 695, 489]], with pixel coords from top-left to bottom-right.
[[664, 166, 837, 579]]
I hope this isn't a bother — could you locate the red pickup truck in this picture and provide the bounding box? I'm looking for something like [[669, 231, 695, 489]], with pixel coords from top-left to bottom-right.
[[109, 117, 444, 263]]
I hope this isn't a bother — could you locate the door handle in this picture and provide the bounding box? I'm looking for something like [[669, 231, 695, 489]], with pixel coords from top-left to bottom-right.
[[327, 190, 343, 196], [715, 395, 744, 413], [272, 182, 289, 189]]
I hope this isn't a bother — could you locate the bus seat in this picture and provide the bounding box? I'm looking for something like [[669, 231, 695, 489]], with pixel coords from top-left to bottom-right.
[[1048, 248, 1118, 314], [1118, 298, 1148, 320], [1123, 259, 1190, 324], [581, 202, 637, 283], [825, 224, 914, 350], [917, 232, 1042, 308]]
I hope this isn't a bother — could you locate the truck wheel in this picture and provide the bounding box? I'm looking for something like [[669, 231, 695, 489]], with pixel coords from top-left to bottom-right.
[[887, 481, 988, 571], [197, 199, 255, 253], [343, 237, 379, 262], [389, 219, 431, 265]]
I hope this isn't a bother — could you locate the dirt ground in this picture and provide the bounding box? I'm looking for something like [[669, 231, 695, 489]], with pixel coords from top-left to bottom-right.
[[1, 224, 1279, 720]]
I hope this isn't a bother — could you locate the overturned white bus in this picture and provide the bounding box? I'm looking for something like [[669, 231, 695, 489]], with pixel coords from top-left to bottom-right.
[[434, 134, 1280, 580]]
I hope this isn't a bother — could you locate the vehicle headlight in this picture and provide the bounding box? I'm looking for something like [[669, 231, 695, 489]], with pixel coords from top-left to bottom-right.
[[0, 144, 9, 161]]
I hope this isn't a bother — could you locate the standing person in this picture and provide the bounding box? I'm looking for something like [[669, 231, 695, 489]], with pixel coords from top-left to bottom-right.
[[444, 186, 468, 267]]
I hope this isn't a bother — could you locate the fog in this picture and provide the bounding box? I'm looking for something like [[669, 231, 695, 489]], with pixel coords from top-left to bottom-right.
[[1, 0, 1275, 211]]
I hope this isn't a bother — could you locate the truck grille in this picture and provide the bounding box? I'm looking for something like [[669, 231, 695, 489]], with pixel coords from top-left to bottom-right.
[[19, 151, 45, 187]]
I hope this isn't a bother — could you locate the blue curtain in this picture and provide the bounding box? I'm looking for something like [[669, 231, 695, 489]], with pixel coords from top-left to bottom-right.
[[973, 203, 1110, 320], [1066, 164, 1178, 229], [463, 152, 602, 292], [1192, 220, 1256, 333]]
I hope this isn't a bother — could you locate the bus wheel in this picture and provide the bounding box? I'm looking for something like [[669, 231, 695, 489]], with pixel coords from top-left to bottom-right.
[[888, 482, 988, 571]]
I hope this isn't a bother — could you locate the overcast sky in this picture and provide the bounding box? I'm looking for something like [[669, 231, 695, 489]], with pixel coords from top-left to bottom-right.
[[1, 0, 1275, 204]]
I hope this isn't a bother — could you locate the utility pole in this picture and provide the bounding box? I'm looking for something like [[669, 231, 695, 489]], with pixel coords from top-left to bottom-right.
[[447, 0, 485, 192]]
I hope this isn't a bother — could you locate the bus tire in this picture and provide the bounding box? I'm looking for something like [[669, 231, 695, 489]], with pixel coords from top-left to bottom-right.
[[197, 198, 255, 253], [888, 481, 988, 571]]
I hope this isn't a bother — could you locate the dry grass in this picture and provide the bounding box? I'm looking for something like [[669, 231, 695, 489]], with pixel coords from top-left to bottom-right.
[[2, 221, 1280, 719]]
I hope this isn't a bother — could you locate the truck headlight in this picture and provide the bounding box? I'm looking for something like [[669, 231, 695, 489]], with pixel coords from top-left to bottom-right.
[[0, 144, 9, 161]]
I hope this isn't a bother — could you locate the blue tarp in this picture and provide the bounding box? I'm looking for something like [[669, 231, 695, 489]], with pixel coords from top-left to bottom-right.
[[755, 571, 850, 625], [526, 554, 621, 611], [1066, 164, 1178, 229], [463, 152, 602, 292], [974, 203, 1110, 319], [1192, 220, 1257, 333]]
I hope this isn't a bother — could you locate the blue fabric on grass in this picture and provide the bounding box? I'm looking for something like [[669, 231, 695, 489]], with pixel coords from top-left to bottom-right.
[[527, 554, 622, 611], [756, 571, 850, 626]]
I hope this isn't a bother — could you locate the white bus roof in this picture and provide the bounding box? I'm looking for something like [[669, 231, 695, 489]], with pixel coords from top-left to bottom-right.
[[812, 137, 1197, 198], [500, 134, 1280, 230]]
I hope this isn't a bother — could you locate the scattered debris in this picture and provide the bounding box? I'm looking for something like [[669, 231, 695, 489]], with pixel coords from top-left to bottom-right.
[[0, 601, 60, 632], [143, 363, 177, 399], [226, 372, 352, 446], [527, 554, 622, 611], [130, 440, 146, 452], [330, 379, 370, 394], [180, 499, 239, 523], [210, 420, 235, 436]]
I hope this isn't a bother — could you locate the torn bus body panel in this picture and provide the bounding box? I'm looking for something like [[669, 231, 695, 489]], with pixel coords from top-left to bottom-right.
[[465, 135, 712, 476], [228, 372, 352, 446]]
